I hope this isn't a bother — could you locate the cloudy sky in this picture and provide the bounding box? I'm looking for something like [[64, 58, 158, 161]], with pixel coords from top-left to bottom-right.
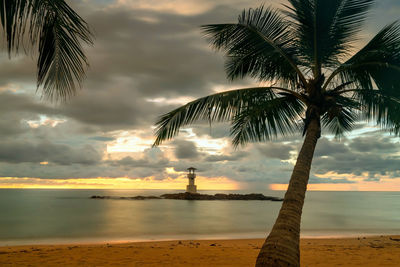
[[1, 0, 400, 191]]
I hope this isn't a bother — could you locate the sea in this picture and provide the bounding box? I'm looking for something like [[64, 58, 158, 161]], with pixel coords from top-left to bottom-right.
[[0, 189, 399, 246]]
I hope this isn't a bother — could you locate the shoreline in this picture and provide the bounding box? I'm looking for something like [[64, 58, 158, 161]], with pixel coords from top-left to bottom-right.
[[1, 235, 400, 266], [2, 231, 398, 247]]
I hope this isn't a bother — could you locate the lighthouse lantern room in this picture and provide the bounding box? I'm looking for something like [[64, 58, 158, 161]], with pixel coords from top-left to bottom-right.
[[186, 167, 197, 194]]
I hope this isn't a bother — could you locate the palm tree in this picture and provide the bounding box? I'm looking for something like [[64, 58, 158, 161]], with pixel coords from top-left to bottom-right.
[[0, 0, 93, 101], [153, 0, 400, 266]]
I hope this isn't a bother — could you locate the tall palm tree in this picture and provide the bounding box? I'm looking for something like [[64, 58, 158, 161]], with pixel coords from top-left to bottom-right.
[[0, 0, 93, 101], [153, 0, 400, 266]]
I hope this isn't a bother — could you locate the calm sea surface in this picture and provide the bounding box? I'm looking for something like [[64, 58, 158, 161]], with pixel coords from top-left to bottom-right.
[[0, 189, 399, 245]]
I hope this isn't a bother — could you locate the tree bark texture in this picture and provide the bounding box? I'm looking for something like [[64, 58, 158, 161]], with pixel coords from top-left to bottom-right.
[[255, 118, 321, 267]]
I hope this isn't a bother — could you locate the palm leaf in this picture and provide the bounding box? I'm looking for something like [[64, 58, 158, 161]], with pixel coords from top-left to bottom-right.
[[284, 0, 374, 72], [231, 93, 304, 147], [153, 87, 303, 146], [326, 22, 400, 91], [352, 89, 400, 134], [202, 5, 306, 88], [0, 0, 93, 101], [321, 95, 360, 137], [0, 0, 29, 53], [322, 21, 400, 135]]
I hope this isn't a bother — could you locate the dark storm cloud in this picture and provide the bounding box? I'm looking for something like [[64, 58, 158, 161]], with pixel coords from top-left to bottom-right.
[[58, 88, 155, 130], [169, 160, 213, 173], [105, 156, 169, 178], [312, 136, 400, 178], [89, 136, 116, 142], [82, 7, 232, 96], [108, 148, 169, 169], [349, 136, 398, 153], [191, 123, 232, 139], [204, 151, 249, 162], [0, 91, 60, 138], [314, 138, 349, 157], [0, 147, 170, 179], [0, 91, 57, 116], [0, 140, 101, 165], [313, 154, 400, 177], [0, 53, 37, 86], [0, 113, 28, 137], [309, 176, 356, 184], [173, 139, 200, 159], [110, 156, 150, 167], [257, 142, 295, 160]]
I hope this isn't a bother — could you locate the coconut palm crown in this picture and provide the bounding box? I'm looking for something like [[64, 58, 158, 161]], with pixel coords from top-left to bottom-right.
[[153, 0, 400, 266], [0, 0, 93, 101]]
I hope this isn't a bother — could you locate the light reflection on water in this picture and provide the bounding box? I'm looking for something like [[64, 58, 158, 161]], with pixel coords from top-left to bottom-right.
[[0, 189, 399, 245]]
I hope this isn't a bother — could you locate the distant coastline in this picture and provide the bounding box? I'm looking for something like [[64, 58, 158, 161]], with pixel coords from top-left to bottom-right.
[[90, 192, 284, 201]]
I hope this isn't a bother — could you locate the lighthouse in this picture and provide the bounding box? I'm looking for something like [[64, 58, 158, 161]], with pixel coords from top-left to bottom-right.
[[186, 167, 197, 193]]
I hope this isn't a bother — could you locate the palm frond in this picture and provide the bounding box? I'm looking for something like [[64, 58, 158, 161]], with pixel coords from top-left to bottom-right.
[[201, 5, 306, 88], [0, 0, 30, 53], [231, 93, 304, 147], [321, 95, 360, 137], [323, 22, 400, 135], [0, 0, 93, 101], [352, 89, 400, 134], [153, 87, 303, 146], [325, 22, 400, 91], [284, 0, 374, 72]]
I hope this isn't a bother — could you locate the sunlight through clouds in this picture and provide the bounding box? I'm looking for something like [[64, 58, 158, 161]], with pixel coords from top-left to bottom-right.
[[178, 128, 229, 155], [145, 96, 195, 105], [114, 0, 213, 15], [270, 178, 400, 191], [112, 0, 282, 15], [25, 115, 66, 128], [107, 130, 154, 153]]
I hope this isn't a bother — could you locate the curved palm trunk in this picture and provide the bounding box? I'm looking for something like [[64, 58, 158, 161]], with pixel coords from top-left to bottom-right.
[[256, 118, 321, 267]]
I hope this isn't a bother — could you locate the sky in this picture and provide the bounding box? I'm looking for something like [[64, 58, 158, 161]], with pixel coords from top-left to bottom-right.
[[1, 0, 400, 191]]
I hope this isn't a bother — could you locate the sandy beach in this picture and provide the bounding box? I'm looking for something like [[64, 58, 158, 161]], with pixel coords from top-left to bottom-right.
[[1, 235, 399, 266]]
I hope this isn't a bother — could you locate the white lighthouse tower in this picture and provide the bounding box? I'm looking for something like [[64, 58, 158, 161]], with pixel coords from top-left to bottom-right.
[[186, 167, 197, 194]]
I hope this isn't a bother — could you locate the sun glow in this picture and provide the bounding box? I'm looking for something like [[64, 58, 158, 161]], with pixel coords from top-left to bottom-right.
[[181, 128, 229, 154], [145, 96, 194, 105], [270, 179, 400, 191], [0, 176, 239, 190], [106, 131, 153, 153], [114, 0, 213, 15], [26, 116, 66, 128]]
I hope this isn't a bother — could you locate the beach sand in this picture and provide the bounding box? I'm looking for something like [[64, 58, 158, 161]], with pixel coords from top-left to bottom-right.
[[1, 235, 399, 266]]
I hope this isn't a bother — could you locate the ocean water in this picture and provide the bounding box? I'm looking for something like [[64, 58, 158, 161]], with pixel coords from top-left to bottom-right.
[[0, 189, 399, 246]]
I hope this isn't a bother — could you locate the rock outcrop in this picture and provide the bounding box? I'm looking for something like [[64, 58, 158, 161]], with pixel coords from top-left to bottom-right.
[[90, 195, 162, 200], [91, 192, 283, 201], [161, 192, 282, 201]]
